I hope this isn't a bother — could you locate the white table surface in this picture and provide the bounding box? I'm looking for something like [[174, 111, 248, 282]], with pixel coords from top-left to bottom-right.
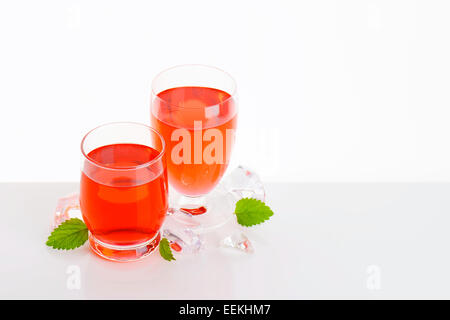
[[1, 182, 449, 299]]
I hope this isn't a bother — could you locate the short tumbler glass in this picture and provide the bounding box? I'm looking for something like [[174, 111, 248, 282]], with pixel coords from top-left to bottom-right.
[[80, 122, 168, 261]]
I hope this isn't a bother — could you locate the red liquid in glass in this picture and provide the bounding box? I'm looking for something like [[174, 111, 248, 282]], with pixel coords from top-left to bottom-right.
[[152, 86, 237, 196], [80, 143, 168, 246]]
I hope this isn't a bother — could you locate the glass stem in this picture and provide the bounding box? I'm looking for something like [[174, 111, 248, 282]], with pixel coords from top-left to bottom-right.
[[178, 195, 208, 215]]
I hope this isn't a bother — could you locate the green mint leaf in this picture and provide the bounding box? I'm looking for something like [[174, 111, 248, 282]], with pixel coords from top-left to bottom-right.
[[234, 198, 274, 227], [46, 218, 88, 250], [159, 237, 176, 261]]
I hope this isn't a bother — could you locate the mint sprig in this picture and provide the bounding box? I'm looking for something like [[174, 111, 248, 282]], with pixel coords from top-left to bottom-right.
[[234, 198, 274, 227], [46, 218, 88, 250], [159, 238, 176, 261]]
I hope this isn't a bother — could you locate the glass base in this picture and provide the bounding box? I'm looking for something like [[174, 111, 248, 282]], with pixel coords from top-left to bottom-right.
[[88, 232, 161, 262], [170, 192, 235, 234]]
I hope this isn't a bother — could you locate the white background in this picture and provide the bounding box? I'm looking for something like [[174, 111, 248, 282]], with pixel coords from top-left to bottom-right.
[[1, 0, 449, 183]]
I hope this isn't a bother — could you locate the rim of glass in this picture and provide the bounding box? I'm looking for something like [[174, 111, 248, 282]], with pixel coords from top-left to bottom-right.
[[151, 64, 237, 109], [80, 121, 166, 171]]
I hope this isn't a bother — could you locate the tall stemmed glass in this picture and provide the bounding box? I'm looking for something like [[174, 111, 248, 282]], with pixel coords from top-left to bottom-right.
[[151, 65, 237, 229]]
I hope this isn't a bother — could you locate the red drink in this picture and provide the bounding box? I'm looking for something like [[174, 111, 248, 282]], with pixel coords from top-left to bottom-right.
[[152, 86, 237, 196], [80, 143, 168, 246]]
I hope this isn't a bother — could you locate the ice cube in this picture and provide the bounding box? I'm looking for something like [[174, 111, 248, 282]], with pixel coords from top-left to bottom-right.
[[52, 193, 82, 230]]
